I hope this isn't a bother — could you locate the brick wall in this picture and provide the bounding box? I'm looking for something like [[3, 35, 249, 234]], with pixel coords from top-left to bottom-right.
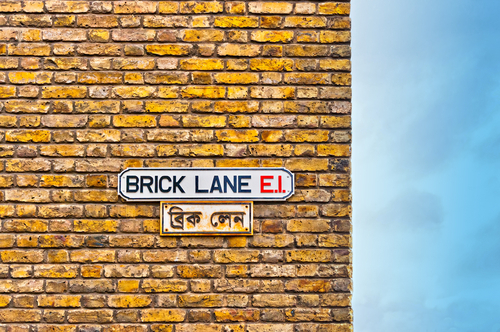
[[0, 1, 352, 331]]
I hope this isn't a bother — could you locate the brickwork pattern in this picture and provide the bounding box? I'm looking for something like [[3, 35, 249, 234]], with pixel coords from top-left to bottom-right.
[[0, 0, 352, 331]]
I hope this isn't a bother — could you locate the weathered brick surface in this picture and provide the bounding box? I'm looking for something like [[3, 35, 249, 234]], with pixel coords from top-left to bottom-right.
[[0, 0, 351, 330]]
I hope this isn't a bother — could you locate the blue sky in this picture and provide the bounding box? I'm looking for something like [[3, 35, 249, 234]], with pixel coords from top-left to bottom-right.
[[352, 0, 500, 330]]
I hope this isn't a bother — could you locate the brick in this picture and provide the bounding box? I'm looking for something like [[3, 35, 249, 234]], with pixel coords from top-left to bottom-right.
[[218, 44, 260, 57], [146, 44, 193, 56], [215, 16, 259, 28], [77, 15, 119, 28], [114, 1, 157, 13], [214, 309, 259, 322], [141, 309, 186, 322], [0, 86, 16, 98], [178, 294, 223, 307], [108, 295, 152, 308], [0, 309, 41, 322], [251, 31, 294, 43], [214, 250, 260, 263], [46, 1, 89, 13], [67, 310, 113, 323], [1, 250, 44, 263], [38, 295, 81, 307], [182, 30, 224, 42], [180, 1, 223, 13]]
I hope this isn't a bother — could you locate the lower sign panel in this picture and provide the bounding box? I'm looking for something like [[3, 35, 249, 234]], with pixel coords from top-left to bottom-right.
[[160, 201, 253, 236]]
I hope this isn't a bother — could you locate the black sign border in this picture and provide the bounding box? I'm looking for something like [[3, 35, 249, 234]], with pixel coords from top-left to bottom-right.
[[118, 167, 295, 201]]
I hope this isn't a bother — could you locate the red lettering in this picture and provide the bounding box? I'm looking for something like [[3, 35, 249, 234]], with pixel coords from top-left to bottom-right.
[[260, 175, 274, 193]]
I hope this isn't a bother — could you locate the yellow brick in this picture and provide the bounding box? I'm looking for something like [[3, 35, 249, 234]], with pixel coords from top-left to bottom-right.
[[141, 309, 186, 322], [70, 250, 115, 263], [81, 265, 103, 278], [0, 295, 11, 307], [284, 16, 327, 28], [250, 59, 293, 71], [0, 58, 18, 69], [38, 295, 81, 308], [41, 86, 86, 98], [159, 2, 179, 13], [285, 73, 330, 85], [113, 86, 156, 99], [229, 115, 251, 128], [317, 144, 351, 157], [285, 159, 329, 171], [183, 30, 224, 42], [319, 59, 351, 71], [1, 250, 44, 263], [214, 309, 259, 322], [180, 1, 223, 13], [0, 309, 42, 322], [113, 115, 157, 128], [216, 129, 259, 142], [214, 73, 259, 85], [182, 115, 225, 127], [215, 16, 259, 28], [124, 72, 144, 84], [158, 87, 180, 98], [74, 220, 118, 233], [0, 115, 17, 127], [181, 86, 225, 99], [78, 72, 122, 84], [21, 29, 42, 41], [146, 44, 192, 56], [9, 43, 51, 56], [320, 115, 351, 128], [249, 2, 293, 13], [89, 29, 110, 42], [14, 64, 47, 79], [146, 100, 189, 113], [108, 295, 152, 308], [118, 280, 140, 293], [0, 86, 16, 98], [178, 144, 223, 157], [5, 130, 50, 143], [19, 115, 40, 127], [40, 175, 84, 187], [159, 115, 181, 127], [332, 73, 352, 86], [157, 145, 178, 157], [285, 130, 329, 142], [318, 2, 351, 15], [218, 44, 260, 57], [250, 87, 295, 99], [320, 31, 351, 43], [214, 101, 259, 113], [180, 59, 224, 71], [251, 30, 294, 43]]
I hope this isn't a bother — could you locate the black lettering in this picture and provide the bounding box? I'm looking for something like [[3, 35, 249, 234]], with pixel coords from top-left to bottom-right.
[[210, 176, 223, 193], [159, 176, 171, 193], [140, 176, 154, 193], [173, 176, 185, 193], [195, 176, 208, 193], [224, 176, 237, 193], [238, 175, 251, 193], [154, 176, 158, 193], [126, 176, 139, 193]]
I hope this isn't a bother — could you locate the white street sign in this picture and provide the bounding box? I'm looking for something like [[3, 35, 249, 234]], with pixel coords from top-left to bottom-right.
[[118, 167, 294, 201], [160, 201, 253, 236]]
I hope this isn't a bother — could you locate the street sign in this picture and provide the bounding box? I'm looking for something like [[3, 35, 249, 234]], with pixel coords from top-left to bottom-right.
[[160, 201, 253, 236], [118, 167, 294, 201]]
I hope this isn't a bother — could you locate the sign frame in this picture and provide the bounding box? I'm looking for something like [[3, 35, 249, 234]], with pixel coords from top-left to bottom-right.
[[159, 201, 253, 236], [118, 167, 295, 201]]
